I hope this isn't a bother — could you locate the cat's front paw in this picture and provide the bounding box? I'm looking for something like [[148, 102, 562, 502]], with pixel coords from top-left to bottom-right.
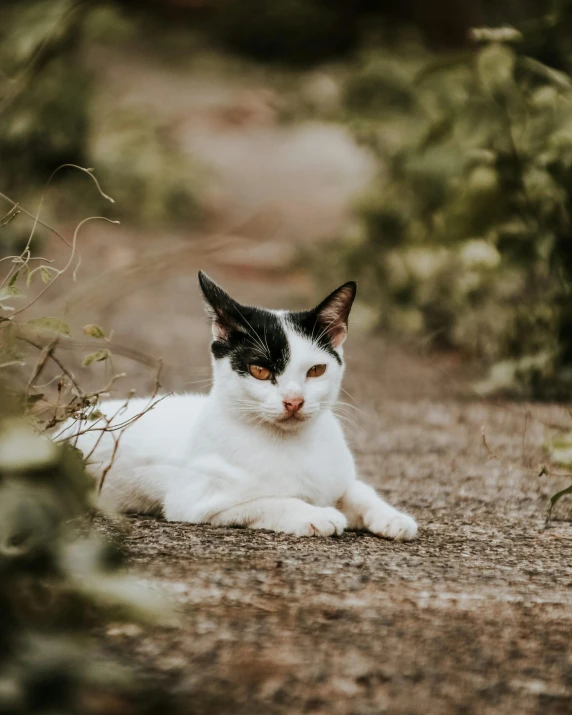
[[367, 510, 418, 541], [285, 506, 348, 537]]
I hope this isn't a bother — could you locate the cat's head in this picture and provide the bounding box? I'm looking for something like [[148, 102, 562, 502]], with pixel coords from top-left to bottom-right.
[[198, 271, 356, 432]]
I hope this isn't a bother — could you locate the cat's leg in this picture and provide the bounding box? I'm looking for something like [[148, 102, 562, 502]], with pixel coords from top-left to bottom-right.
[[165, 490, 347, 537], [209, 497, 348, 537], [161, 455, 347, 536], [339, 480, 417, 541]]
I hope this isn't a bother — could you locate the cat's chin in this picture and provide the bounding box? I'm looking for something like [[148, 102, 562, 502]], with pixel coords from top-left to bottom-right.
[[273, 414, 310, 431]]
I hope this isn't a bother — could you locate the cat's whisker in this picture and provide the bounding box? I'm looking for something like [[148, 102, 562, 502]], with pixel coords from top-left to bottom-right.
[[330, 403, 365, 426], [335, 401, 365, 415], [311, 313, 341, 347], [63, 275, 416, 546], [340, 386, 359, 404], [332, 413, 365, 437], [262, 322, 271, 362], [182, 378, 214, 387], [244, 336, 268, 360], [332, 407, 362, 424], [235, 306, 270, 359], [331, 406, 358, 421]]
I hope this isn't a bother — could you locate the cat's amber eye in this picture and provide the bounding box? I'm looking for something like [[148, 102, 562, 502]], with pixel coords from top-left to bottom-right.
[[307, 364, 327, 378], [249, 365, 272, 380]]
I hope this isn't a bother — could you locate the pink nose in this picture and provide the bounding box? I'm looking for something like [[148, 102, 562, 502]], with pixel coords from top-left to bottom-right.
[[283, 397, 304, 414]]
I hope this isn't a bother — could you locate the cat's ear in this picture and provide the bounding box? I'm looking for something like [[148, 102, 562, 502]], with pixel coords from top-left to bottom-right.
[[314, 281, 356, 348], [198, 271, 244, 341]]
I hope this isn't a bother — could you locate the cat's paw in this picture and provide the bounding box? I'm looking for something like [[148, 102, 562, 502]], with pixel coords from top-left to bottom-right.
[[367, 510, 418, 541], [284, 506, 348, 537]]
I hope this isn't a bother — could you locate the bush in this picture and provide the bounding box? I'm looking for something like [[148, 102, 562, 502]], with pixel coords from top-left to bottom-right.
[[0, 1, 92, 196], [0, 171, 178, 714], [332, 29, 572, 398], [0, 395, 177, 714]]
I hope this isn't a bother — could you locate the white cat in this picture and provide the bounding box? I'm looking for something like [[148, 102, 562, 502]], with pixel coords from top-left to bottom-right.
[[70, 272, 417, 540]]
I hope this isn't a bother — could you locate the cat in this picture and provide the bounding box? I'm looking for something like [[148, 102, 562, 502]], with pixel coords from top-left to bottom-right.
[[71, 272, 417, 540]]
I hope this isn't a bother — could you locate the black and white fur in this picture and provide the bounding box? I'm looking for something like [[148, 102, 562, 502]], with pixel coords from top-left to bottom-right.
[[70, 273, 418, 540]]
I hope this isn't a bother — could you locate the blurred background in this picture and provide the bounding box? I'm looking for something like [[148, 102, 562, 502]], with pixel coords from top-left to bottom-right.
[[3, 0, 572, 399], [2, 2, 572, 714]]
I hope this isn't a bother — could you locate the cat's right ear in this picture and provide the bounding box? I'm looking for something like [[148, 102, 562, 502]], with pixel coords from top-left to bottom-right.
[[198, 271, 243, 341]]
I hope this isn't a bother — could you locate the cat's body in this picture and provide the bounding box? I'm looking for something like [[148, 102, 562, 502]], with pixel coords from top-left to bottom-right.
[[70, 274, 417, 540]]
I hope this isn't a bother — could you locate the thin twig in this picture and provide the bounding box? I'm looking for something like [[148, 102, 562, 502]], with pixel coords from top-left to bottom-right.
[[18, 336, 83, 396], [0, 190, 73, 248], [97, 360, 165, 495], [26, 335, 59, 397]]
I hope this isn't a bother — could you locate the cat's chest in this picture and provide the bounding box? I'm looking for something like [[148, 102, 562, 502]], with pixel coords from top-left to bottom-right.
[[210, 416, 355, 503]]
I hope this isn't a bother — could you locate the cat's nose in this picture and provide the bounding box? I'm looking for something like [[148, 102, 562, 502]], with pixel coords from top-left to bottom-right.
[[283, 397, 304, 414]]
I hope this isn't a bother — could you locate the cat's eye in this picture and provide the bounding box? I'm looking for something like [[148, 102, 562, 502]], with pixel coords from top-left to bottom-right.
[[307, 364, 327, 378], [249, 365, 272, 380]]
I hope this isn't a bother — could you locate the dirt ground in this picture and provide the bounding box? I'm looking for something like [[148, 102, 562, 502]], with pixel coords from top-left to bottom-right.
[[34, 45, 572, 714], [73, 239, 570, 715], [92, 336, 572, 715]]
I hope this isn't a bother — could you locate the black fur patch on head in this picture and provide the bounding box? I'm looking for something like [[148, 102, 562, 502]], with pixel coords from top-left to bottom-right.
[[198, 272, 290, 379], [286, 281, 357, 363]]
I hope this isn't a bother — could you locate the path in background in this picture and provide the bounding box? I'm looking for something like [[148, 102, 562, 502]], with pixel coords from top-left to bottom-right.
[[48, 45, 572, 714]]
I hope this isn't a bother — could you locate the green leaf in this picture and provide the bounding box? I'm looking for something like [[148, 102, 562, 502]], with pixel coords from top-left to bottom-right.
[[82, 349, 110, 367], [0, 285, 24, 301], [27, 265, 60, 287], [26, 317, 71, 336], [83, 323, 105, 339]]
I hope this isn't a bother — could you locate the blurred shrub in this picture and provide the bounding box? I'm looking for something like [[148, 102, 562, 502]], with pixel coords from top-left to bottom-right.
[[0, 0, 92, 196], [330, 30, 572, 398], [492, 0, 572, 74], [90, 110, 206, 226], [0, 1, 207, 232], [0, 172, 179, 714], [0, 397, 174, 714]]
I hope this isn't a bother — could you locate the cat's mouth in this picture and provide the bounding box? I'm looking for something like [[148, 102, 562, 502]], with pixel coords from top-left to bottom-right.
[[276, 412, 307, 426]]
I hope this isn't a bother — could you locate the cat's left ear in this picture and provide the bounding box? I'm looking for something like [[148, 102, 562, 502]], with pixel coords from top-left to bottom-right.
[[314, 281, 357, 348], [198, 271, 245, 340]]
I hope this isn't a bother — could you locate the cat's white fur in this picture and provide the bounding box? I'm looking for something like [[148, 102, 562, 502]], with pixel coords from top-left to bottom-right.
[[70, 310, 417, 540]]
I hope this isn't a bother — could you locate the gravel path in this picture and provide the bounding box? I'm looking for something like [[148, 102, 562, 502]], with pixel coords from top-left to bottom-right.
[[94, 336, 572, 715], [72, 45, 572, 713]]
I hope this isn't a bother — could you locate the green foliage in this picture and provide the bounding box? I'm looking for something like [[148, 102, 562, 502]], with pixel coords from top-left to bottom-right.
[[25, 317, 72, 337], [333, 32, 572, 399], [0, 398, 173, 714], [0, 1, 208, 232], [0, 171, 179, 713], [0, 1, 92, 194]]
